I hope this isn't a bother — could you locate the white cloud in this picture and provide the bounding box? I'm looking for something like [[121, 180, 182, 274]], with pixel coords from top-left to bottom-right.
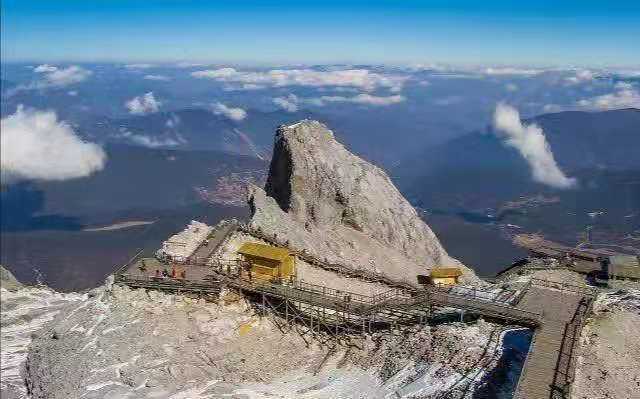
[[67, 90, 78, 96], [484, 67, 542, 76], [125, 92, 162, 115], [210, 102, 247, 121], [314, 94, 405, 106], [33, 65, 92, 87], [273, 94, 299, 112], [124, 63, 155, 69], [576, 84, 640, 110], [565, 69, 597, 84], [493, 103, 577, 189], [1, 106, 106, 184], [405, 63, 454, 73], [192, 68, 407, 92], [426, 71, 485, 79], [542, 104, 564, 113], [165, 114, 181, 128], [143, 74, 171, 81], [4, 65, 92, 97], [612, 70, 640, 78], [33, 64, 58, 73], [193, 68, 237, 79], [273, 93, 404, 110], [42, 66, 92, 87], [115, 128, 184, 148], [222, 83, 266, 91], [614, 81, 634, 90], [175, 62, 207, 68], [505, 83, 519, 92]]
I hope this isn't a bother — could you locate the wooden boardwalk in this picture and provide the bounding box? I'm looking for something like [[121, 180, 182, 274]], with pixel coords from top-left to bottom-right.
[[115, 261, 594, 398], [206, 266, 543, 332], [113, 223, 597, 398], [190, 221, 238, 261], [513, 281, 595, 399]]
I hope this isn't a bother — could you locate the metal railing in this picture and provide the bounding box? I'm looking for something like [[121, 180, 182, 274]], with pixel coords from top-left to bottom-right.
[[113, 249, 144, 277], [296, 280, 373, 305], [424, 289, 543, 327], [116, 253, 544, 327], [550, 296, 594, 397]]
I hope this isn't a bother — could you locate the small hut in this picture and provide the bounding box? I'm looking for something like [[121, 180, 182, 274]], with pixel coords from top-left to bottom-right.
[[237, 242, 296, 282], [602, 255, 640, 281], [428, 267, 462, 286]]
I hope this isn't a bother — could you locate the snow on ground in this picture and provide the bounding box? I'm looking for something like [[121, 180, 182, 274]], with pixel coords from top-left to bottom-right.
[[19, 281, 504, 399], [157, 220, 212, 261], [1, 286, 85, 399], [154, 323, 501, 399]]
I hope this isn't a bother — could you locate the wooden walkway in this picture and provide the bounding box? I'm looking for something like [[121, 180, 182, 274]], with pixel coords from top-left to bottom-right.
[[113, 222, 598, 398], [513, 280, 595, 399], [205, 265, 543, 330], [190, 221, 238, 261], [115, 261, 595, 398]]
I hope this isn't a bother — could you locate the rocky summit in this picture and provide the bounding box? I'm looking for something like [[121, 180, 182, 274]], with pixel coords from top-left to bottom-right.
[[249, 120, 477, 285]]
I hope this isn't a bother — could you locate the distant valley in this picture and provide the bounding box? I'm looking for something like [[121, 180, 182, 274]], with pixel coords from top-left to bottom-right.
[[2, 106, 638, 289], [395, 108, 640, 267], [0, 144, 265, 290]]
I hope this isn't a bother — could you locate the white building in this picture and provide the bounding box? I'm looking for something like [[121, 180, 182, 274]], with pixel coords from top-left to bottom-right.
[[156, 220, 212, 262]]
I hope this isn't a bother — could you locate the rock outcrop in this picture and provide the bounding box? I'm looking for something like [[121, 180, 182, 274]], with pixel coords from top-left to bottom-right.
[[572, 289, 640, 399], [1, 265, 23, 291], [1, 268, 85, 399], [249, 120, 477, 285], [20, 284, 500, 399]]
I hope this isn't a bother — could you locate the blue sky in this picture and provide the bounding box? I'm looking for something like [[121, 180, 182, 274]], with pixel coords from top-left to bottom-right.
[[2, 0, 640, 66]]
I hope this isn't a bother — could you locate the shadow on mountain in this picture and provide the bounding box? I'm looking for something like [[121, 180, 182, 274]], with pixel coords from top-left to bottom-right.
[[1, 183, 83, 232]]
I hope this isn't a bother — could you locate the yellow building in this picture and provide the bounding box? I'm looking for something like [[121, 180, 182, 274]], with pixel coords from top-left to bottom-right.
[[237, 242, 296, 282], [428, 267, 462, 286]]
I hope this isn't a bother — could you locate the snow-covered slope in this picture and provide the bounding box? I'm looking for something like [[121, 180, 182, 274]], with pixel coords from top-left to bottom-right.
[[19, 282, 501, 399], [1, 268, 85, 399]]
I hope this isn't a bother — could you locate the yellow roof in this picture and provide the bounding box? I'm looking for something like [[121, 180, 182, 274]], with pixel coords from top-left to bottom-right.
[[237, 242, 290, 262], [430, 267, 463, 278]]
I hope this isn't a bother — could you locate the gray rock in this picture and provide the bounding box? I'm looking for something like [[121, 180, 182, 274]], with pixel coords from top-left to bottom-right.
[[249, 120, 478, 285], [1, 265, 23, 291]]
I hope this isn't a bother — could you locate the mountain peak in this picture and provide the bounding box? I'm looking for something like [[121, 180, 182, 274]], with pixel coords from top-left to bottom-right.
[[252, 120, 477, 286]]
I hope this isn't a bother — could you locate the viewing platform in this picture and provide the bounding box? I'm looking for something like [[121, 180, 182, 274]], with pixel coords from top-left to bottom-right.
[[113, 223, 599, 399]]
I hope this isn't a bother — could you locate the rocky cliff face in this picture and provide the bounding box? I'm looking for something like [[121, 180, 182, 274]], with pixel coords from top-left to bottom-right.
[[250, 120, 476, 284], [18, 282, 500, 399], [1, 265, 23, 291], [1, 266, 85, 399]]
